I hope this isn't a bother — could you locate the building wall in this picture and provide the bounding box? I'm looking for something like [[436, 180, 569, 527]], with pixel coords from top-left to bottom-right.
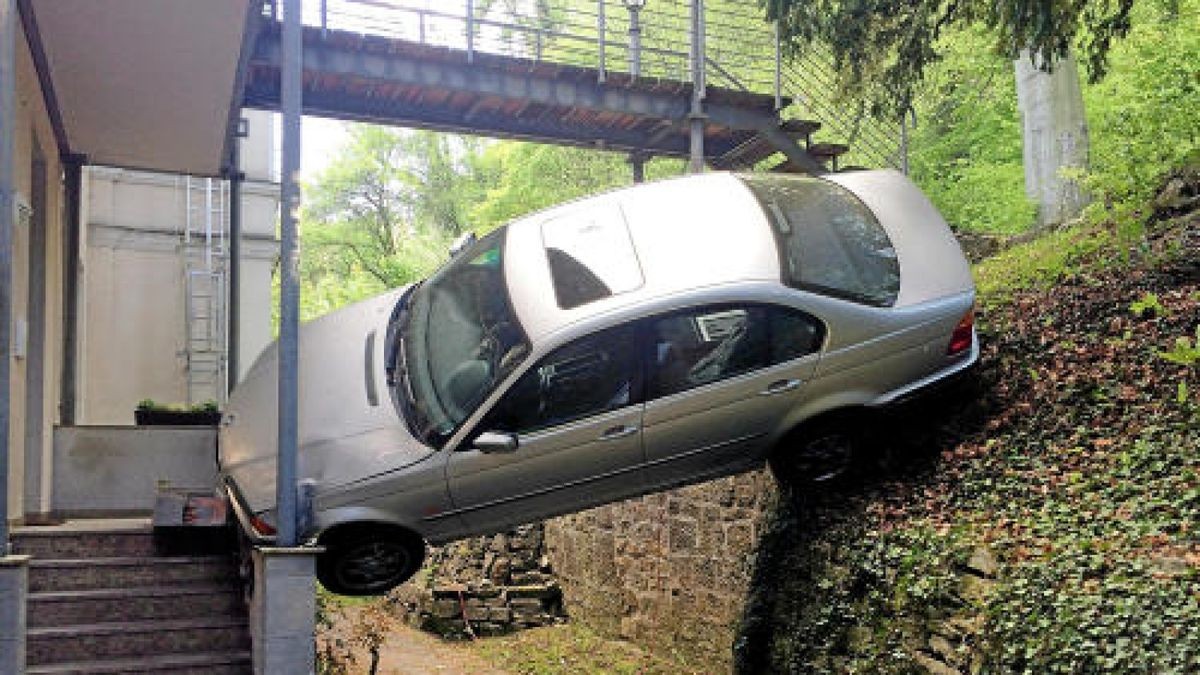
[[78, 110, 279, 424], [7, 19, 65, 522]]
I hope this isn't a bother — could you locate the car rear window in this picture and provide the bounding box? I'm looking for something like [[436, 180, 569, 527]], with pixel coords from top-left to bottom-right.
[[541, 203, 645, 310], [740, 174, 900, 306]]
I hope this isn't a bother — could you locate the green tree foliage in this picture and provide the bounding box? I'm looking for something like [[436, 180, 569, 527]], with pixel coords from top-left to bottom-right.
[[907, 26, 1034, 234], [764, 0, 1138, 119], [298, 126, 498, 319], [905, 0, 1197, 234]]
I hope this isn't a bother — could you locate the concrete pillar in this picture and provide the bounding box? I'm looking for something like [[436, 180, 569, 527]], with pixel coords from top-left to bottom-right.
[[0, 0, 17, 542], [0, 555, 30, 672], [1014, 50, 1090, 227], [227, 141, 242, 394], [250, 547, 321, 675], [60, 156, 84, 425]]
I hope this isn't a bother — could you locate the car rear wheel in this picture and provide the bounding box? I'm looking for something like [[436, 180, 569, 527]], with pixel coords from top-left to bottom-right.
[[768, 423, 862, 488], [317, 527, 425, 596]]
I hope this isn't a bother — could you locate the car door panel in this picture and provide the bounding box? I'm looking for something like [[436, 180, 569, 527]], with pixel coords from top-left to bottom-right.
[[446, 406, 643, 535], [641, 304, 823, 489], [447, 324, 644, 536], [642, 356, 818, 488]]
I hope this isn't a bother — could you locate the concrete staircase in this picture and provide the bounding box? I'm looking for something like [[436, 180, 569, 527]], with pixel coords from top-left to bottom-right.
[[13, 521, 251, 674]]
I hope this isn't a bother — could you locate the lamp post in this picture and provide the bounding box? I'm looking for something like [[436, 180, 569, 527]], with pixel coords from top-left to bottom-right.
[[624, 0, 645, 78]]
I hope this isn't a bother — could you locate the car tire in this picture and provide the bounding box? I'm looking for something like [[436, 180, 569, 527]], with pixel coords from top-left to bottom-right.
[[317, 527, 425, 596], [768, 421, 864, 488]]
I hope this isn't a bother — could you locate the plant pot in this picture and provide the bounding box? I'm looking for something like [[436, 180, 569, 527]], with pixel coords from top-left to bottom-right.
[[134, 409, 222, 426]]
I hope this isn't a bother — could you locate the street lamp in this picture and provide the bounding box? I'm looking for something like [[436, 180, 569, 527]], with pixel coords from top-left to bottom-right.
[[624, 0, 646, 78]]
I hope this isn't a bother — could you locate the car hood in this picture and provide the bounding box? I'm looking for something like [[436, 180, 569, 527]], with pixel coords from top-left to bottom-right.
[[219, 286, 435, 513]]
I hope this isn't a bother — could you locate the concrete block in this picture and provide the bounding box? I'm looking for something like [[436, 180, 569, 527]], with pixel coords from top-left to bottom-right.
[[251, 547, 320, 675], [0, 556, 30, 675]]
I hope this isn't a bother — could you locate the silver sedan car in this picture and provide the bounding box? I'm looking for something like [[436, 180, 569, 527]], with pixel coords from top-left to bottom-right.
[[219, 169, 978, 595]]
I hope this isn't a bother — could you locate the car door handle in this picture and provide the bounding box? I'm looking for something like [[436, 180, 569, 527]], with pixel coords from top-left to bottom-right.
[[599, 424, 639, 440], [759, 378, 802, 396]]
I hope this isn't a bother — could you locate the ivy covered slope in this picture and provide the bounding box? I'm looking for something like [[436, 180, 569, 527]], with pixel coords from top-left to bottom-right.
[[735, 174, 1200, 672]]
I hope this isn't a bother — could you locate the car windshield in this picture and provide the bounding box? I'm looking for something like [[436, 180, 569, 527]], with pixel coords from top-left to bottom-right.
[[397, 230, 530, 448]]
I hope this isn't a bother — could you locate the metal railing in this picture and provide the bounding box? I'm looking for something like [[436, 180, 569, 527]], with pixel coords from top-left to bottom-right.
[[262, 0, 904, 168]]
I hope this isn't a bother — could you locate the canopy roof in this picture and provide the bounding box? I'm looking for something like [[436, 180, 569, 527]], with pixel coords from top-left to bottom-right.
[[27, 0, 256, 175]]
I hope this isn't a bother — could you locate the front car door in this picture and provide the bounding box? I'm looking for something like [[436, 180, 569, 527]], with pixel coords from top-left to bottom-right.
[[445, 324, 645, 535], [641, 304, 824, 489]]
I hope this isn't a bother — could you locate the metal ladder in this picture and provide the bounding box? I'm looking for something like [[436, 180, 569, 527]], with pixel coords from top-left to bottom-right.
[[182, 177, 229, 407]]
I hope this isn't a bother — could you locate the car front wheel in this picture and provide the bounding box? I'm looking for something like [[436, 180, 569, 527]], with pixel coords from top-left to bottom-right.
[[317, 527, 425, 596]]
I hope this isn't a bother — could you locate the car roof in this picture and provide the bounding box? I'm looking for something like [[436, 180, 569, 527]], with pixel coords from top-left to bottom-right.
[[503, 172, 780, 342], [502, 170, 973, 343]]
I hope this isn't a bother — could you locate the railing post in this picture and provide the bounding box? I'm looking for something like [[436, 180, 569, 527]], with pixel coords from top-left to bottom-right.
[[628, 5, 642, 78], [320, 0, 328, 37], [419, 12, 426, 44], [597, 0, 606, 83], [774, 21, 783, 110], [278, 0, 303, 548], [466, 0, 475, 63], [688, 0, 706, 173]]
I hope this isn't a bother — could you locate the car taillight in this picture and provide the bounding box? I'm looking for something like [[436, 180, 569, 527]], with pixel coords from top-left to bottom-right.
[[250, 515, 277, 536], [947, 307, 975, 356]]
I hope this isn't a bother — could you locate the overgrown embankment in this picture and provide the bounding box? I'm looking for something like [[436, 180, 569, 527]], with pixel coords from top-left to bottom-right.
[[735, 205, 1200, 672]]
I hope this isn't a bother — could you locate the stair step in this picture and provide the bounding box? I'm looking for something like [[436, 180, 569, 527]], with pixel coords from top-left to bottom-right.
[[780, 118, 822, 135], [13, 524, 236, 559], [807, 141, 851, 158], [29, 582, 243, 627], [28, 617, 250, 666], [27, 650, 252, 674], [29, 556, 237, 592]]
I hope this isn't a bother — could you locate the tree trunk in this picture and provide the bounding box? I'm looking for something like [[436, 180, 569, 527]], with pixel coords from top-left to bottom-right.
[[1014, 50, 1091, 228]]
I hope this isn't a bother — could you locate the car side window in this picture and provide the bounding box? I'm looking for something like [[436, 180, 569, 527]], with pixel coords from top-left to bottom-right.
[[769, 308, 823, 364], [487, 325, 641, 434], [647, 306, 769, 398]]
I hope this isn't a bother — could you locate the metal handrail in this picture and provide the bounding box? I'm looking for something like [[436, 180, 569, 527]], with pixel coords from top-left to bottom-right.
[[276, 0, 903, 168]]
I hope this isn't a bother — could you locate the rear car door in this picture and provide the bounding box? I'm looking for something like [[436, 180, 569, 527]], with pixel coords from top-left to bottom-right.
[[446, 324, 645, 534], [641, 304, 823, 489]]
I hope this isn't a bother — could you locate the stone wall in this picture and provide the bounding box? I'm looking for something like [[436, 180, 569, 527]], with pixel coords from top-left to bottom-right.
[[403, 472, 778, 666], [395, 525, 566, 637], [544, 471, 777, 668]]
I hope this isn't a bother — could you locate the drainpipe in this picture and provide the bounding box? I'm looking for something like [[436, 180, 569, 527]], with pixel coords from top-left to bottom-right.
[[60, 154, 84, 426], [0, 0, 17, 544], [226, 139, 242, 393], [278, 0, 302, 548]]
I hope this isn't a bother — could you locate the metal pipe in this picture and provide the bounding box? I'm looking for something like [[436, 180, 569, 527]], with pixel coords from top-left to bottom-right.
[[320, 0, 328, 37], [0, 0, 16, 545], [60, 156, 84, 426], [597, 0, 606, 83], [227, 141, 242, 392], [278, 0, 302, 548]]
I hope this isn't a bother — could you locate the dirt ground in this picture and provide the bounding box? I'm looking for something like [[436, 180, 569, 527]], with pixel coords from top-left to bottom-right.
[[319, 604, 511, 675]]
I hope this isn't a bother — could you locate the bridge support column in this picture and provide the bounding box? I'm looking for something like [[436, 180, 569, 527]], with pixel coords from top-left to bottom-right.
[[628, 152, 647, 183], [278, 0, 301, 547]]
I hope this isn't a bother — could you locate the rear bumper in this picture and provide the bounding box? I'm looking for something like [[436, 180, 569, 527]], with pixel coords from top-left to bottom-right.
[[870, 334, 980, 409]]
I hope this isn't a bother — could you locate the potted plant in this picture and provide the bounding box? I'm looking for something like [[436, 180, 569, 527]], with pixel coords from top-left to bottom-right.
[[135, 399, 222, 426]]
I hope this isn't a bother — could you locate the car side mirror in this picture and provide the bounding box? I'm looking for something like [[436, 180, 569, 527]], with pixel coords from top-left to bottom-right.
[[474, 430, 518, 454]]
